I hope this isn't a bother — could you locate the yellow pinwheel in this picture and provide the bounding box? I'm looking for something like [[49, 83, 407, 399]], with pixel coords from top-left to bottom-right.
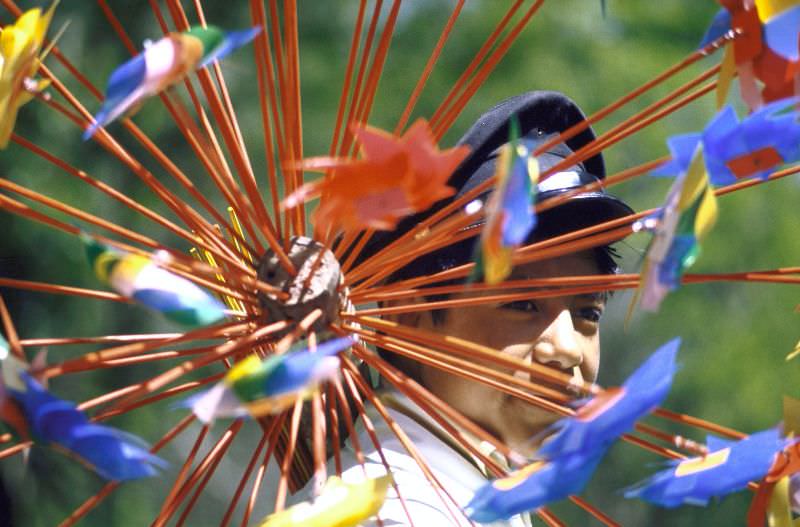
[[0, 1, 57, 149], [258, 475, 392, 527]]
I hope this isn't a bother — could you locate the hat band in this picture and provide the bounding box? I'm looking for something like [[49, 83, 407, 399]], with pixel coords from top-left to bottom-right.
[[537, 169, 601, 193]]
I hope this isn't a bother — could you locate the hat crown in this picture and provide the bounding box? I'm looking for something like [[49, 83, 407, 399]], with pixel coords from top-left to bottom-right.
[[449, 91, 606, 194]]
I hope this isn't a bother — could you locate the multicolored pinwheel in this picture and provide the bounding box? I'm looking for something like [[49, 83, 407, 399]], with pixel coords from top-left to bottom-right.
[[188, 336, 353, 423], [701, 1, 800, 109], [632, 146, 718, 312], [83, 234, 227, 327], [84, 24, 260, 139], [476, 121, 539, 285], [637, 98, 800, 312]]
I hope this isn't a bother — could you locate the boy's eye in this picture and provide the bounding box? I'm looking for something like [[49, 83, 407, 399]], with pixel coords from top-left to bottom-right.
[[501, 300, 539, 313], [575, 306, 603, 323]]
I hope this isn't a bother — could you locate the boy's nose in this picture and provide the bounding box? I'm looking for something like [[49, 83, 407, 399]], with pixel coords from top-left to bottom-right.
[[531, 309, 583, 370]]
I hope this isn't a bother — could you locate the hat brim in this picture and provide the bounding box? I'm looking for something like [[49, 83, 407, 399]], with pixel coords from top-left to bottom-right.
[[531, 190, 634, 243]]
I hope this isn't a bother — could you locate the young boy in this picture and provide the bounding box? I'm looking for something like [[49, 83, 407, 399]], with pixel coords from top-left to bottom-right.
[[303, 92, 633, 526]]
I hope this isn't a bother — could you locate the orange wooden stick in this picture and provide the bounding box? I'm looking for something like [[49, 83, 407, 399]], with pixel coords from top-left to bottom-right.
[[241, 414, 288, 527], [0, 295, 26, 360]]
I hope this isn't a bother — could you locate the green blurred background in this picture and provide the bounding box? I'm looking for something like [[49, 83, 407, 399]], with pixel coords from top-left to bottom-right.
[[0, 0, 798, 525]]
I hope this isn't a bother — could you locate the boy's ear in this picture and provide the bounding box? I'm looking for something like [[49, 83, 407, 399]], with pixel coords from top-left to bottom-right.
[[381, 296, 429, 328], [377, 296, 430, 382]]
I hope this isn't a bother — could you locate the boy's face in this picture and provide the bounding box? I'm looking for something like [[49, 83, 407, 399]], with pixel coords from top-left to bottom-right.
[[412, 250, 604, 457]]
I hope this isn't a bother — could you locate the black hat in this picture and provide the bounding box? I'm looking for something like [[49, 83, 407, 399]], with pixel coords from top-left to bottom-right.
[[351, 91, 633, 274], [451, 90, 633, 234]]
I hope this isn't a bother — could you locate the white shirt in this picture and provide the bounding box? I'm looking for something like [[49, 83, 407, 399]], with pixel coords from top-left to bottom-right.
[[291, 390, 533, 527]]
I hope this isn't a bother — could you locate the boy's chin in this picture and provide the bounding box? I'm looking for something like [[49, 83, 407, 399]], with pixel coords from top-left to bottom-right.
[[516, 399, 563, 427], [500, 401, 564, 450]]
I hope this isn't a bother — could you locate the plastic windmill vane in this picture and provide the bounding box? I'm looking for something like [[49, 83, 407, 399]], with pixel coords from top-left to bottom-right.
[[188, 336, 354, 423], [632, 96, 800, 313], [465, 339, 680, 522], [624, 428, 794, 507], [1, 1, 800, 526], [256, 474, 393, 527], [0, 297, 167, 481], [629, 146, 718, 313], [0, 1, 57, 148], [82, 23, 260, 139], [655, 98, 800, 186], [700, 0, 800, 109], [473, 119, 539, 285], [82, 233, 229, 328], [536, 338, 680, 461], [283, 119, 470, 235]]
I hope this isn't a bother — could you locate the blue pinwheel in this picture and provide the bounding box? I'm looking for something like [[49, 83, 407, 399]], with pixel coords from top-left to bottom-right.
[[655, 99, 800, 186], [466, 449, 605, 523], [625, 428, 791, 508], [464, 339, 681, 523], [702, 100, 800, 185], [537, 338, 680, 461], [2, 367, 167, 480]]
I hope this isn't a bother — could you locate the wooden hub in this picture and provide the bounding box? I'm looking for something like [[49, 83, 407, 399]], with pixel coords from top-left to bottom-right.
[[257, 236, 343, 334]]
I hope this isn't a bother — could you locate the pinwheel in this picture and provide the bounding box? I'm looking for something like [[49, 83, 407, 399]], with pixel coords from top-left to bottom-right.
[[0, 1, 57, 148], [0, 355, 166, 480], [83, 24, 260, 139], [257, 474, 392, 527], [703, 100, 800, 184], [537, 338, 680, 461], [466, 449, 605, 523], [466, 339, 680, 523], [636, 99, 800, 311], [476, 121, 539, 285], [83, 235, 227, 327], [746, 397, 800, 526], [701, 1, 800, 109], [654, 99, 800, 185], [284, 119, 469, 233], [189, 336, 352, 423], [625, 428, 791, 507], [632, 147, 718, 312]]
